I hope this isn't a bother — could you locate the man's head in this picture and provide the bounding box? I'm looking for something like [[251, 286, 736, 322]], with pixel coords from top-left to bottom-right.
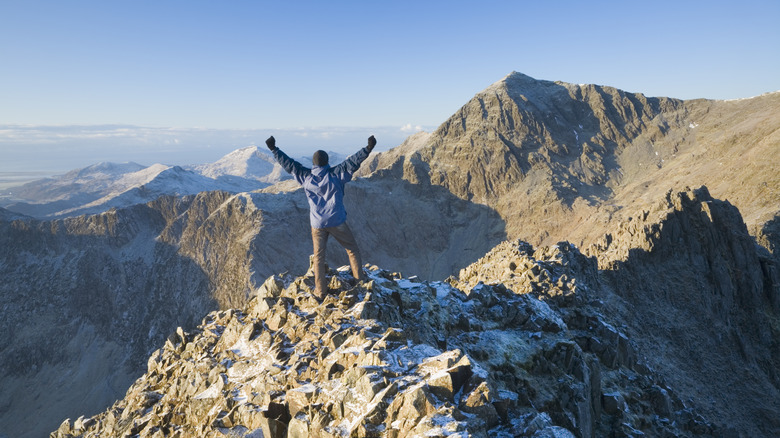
[[313, 150, 329, 167]]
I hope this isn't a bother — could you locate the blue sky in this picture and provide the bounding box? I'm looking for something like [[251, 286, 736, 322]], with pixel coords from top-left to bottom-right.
[[1, 0, 778, 174]]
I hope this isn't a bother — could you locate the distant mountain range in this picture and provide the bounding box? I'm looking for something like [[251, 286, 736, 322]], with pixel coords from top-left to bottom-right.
[[0, 147, 343, 218]]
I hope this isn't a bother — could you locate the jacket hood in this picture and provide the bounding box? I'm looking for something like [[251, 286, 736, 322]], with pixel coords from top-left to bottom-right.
[[311, 165, 331, 175]]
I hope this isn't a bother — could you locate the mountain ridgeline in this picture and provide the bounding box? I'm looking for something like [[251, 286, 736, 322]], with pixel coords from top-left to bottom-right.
[[362, 72, 779, 248], [0, 72, 778, 437]]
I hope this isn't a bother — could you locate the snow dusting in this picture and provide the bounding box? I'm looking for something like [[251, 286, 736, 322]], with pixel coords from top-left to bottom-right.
[[0, 146, 295, 218]]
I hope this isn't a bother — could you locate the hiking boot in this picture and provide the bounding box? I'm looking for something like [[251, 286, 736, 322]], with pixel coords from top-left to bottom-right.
[[312, 290, 328, 304]]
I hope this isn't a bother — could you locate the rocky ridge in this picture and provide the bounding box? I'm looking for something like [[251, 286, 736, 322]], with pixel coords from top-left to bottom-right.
[[586, 187, 780, 435], [53, 246, 717, 438]]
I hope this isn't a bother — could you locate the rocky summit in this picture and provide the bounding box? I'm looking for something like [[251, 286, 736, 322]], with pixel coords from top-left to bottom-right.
[[53, 245, 719, 438]]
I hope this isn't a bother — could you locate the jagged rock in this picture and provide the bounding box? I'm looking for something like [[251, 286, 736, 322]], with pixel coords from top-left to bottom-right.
[[51, 240, 732, 438], [460, 381, 500, 428], [587, 186, 780, 436], [254, 275, 284, 299], [602, 392, 626, 416]]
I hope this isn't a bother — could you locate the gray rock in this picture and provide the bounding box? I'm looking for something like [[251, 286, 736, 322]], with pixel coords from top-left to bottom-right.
[[602, 391, 626, 416]]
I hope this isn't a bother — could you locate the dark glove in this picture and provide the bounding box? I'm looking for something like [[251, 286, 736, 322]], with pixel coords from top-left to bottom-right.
[[367, 135, 377, 152], [265, 136, 276, 151]]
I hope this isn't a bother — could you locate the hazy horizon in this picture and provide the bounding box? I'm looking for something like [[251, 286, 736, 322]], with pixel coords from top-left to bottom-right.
[[0, 124, 425, 178], [1, 1, 778, 183]]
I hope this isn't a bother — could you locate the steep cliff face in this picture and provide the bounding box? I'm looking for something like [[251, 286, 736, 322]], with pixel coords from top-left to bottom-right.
[[754, 214, 780, 272]]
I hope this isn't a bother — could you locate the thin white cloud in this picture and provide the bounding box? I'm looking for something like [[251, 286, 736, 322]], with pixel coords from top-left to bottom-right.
[[0, 124, 433, 174]]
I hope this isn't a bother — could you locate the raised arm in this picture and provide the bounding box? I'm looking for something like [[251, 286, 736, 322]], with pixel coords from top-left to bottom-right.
[[266, 136, 311, 183], [332, 135, 376, 176]]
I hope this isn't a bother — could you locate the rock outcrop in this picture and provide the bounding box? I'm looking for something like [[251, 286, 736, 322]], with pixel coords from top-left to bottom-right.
[[52, 246, 721, 438], [586, 186, 780, 436], [3, 184, 775, 437]]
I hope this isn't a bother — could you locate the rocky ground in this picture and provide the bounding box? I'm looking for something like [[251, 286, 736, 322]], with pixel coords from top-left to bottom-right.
[[53, 248, 720, 438]]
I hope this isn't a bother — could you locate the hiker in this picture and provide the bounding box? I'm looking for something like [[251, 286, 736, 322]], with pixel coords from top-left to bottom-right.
[[265, 135, 376, 301]]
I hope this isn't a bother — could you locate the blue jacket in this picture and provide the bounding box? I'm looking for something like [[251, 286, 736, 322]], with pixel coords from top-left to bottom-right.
[[272, 147, 370, 228]]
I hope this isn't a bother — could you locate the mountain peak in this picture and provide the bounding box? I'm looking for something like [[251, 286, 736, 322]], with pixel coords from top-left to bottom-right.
[[64, 161, 147, 180], [220, 145, 262, 160], [484, 71, 543, 93], [192, 146, 276, 181], [501, 70, 540, 84]]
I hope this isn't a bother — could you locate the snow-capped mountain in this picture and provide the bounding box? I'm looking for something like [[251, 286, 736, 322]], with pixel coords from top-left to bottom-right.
[[297, 150, 346, 169], [186, 146, 281, 183], [0, 146, 353, 219], [1, 148, 289, 218], [187, 145, 346, 182], [3, 161, 147, 203], [51, 164, 250, 217]]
